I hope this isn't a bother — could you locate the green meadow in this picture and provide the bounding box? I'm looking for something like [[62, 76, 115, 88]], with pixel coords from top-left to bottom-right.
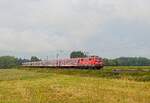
[[0, 66, 150, 103]]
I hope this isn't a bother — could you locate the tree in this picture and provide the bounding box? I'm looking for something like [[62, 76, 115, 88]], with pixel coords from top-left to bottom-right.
[[0, 56, 18, 69], [103, 57, 150, 66], [30, 56, 41, 62], [16, 58, 30, 65], [103, 58, 118, 66], [70, 51, 87, 58]]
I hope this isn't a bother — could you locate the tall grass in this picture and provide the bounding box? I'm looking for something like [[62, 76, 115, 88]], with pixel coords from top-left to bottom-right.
[[0, 67, 150, 103], [25, 66, 150, 82]]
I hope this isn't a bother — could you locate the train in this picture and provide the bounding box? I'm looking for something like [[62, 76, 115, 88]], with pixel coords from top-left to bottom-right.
[[22, 56, 104, 69]]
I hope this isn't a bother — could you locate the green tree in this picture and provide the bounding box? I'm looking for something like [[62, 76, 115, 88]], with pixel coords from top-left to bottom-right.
[[70, 51, 87, 58], [103, 58, 118, 66], [0, 56, 18, 69], [17, 58, 30, 65], [104, 57, 150, 66], [30, 56, 41, 62]]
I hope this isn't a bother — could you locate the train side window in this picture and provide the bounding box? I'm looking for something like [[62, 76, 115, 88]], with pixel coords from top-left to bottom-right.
[[80, 59, 83, 61]]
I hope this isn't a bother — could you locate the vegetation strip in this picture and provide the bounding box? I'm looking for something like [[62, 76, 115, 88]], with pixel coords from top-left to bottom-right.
[[0, 68, 150, 103]]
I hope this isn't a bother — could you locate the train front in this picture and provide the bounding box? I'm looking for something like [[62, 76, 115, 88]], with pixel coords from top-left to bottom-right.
[[91, 56, 104, 69], [79, 56, 104, 69], [94, 57, 104, 68]]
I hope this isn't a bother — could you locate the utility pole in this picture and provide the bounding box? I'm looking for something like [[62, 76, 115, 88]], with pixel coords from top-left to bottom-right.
[[56, 50, 64, 67], [46, 56, 49, 61], [56, 53, 59, 66], [84, 51, 89, 57]]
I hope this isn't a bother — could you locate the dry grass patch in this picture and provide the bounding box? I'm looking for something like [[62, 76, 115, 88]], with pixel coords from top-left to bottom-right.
[[0, 69, 150, 103]]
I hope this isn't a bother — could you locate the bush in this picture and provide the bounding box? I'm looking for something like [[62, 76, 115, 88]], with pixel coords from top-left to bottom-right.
[[0, 56, 18, 69]]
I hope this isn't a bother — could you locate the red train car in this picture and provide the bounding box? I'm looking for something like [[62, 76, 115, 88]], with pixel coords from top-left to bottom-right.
[[22, 56, 104, 69]]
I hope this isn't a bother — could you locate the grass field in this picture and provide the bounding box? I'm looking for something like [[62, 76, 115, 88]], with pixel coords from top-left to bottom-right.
[[0, 66, 150, 103]]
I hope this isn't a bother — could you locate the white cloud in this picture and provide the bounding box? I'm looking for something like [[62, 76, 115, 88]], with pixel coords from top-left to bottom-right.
[[0, 0, 150, 57], [0, 29, 73, 52]]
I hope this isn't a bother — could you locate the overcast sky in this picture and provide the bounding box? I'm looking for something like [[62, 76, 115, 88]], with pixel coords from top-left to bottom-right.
[[0, 0, 150, 59]]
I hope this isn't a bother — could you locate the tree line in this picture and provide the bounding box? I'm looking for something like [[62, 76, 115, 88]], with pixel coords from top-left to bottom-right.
[[0, 56, 41, 69], [103, 57, 150, 66], [0, 51, 150, 69]]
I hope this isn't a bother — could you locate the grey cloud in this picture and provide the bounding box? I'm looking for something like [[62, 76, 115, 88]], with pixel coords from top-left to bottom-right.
[[0, 0, 150, 58]]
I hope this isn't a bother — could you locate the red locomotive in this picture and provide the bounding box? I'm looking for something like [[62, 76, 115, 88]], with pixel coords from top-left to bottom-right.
[[22, 56, 104, 69]]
